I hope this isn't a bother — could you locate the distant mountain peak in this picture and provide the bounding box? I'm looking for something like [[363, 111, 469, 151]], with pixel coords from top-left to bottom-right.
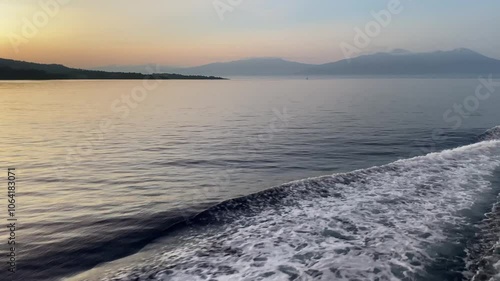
[[450, 48, 482, 56], [238, 57, 286, 62], [386, 48, 478, 56], [390, 48, 412, 54], [432, 48, 478, 55], [452, 47, 476, 53]]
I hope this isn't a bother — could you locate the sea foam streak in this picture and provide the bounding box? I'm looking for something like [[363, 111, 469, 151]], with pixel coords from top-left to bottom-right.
[[98, 132, 500, 281], [467, 201, 500, 281]]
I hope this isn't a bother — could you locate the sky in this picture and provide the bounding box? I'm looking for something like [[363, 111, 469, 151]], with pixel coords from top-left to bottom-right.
[[1, 0, 500, 68]]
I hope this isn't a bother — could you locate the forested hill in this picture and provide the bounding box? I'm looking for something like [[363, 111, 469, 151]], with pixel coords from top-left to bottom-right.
[[0, 58, 225, 80]]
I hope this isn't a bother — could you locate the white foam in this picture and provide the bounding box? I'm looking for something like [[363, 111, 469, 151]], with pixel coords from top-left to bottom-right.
[[480, 126, 500, 141], [494, 259, 500, 281], [469, 201, 500, 281], [99, 140, 500, 281]]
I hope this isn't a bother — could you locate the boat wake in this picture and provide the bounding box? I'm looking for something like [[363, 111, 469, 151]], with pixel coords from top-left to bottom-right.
[[92, 127, 500, 281]]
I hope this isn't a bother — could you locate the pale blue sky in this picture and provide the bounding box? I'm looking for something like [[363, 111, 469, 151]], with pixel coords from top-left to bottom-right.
[[1, 0, 499, 67]]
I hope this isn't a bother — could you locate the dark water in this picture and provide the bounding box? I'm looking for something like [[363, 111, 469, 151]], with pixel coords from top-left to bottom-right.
[[0, 78, 499, 281]]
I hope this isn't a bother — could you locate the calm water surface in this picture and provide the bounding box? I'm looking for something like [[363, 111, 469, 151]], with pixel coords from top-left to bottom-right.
[[0, 78, 499, 281]]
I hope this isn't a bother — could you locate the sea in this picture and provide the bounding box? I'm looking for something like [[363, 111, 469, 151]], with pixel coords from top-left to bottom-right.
[[0, 77, 499, 281]]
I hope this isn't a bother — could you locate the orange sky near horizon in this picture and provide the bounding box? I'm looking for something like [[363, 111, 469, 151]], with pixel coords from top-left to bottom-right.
[[0, 0, 351, 68]]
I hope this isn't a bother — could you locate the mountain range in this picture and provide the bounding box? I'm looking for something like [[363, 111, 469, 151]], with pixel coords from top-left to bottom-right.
[[95, 48, 500, 77], [304, 48, 500, 76], [2, 48, 500, 80]]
